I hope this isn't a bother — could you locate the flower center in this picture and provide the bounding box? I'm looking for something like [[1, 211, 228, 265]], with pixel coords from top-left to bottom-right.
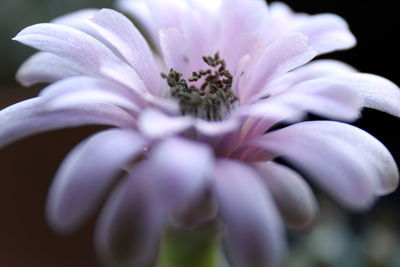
[[161, 52, 238, 121]]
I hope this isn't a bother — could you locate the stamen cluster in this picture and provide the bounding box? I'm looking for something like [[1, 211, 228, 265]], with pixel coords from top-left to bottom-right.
[[161, 52, 238, 121]]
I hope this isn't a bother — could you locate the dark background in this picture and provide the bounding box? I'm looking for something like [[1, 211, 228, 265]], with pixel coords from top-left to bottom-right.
[[0, 0, 399, 266]]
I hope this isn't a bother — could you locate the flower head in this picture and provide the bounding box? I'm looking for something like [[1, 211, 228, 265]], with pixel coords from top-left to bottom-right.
[[2, 0, 400, 266]]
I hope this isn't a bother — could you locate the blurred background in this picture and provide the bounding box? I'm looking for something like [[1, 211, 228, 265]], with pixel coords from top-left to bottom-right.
[[0, 0, 399, 266]]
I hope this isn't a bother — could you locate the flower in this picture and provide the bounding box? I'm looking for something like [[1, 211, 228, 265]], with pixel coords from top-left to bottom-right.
[[1, 0, 400, 266]]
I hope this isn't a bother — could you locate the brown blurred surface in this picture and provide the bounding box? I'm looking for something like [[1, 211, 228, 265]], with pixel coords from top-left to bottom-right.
[[0, 86, 103, 267]]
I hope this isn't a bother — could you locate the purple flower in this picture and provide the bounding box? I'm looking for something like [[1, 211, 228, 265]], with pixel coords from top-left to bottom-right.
[[1, 0, 399, 266]]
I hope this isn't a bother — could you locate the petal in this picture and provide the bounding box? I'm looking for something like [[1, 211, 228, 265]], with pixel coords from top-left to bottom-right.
[[47, 129, 146, 233], [0, 97, 135, 149], [39, 76, 141, 112], [13, 23, 147, 93], [214, 159, 285, 267], [254, 162, 318, 230], [148, 137, 215, 216], [88, 9, 161, 95], [295, 13, 357, 54], [241, 33, 316, 103], [249, 121, 381, 210], [137, 109, 193, 139], [325, 73, 400, 117], [16, 52, 90, 86], [95, 163, 162, 267], [51, 8, 98, 28], [288, 121, 399, 195], [242, 75, 363, 122]]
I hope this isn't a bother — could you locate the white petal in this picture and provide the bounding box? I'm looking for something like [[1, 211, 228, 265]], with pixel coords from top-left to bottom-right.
[[47, 129, 146, 233], [214, 159, 285, 267]]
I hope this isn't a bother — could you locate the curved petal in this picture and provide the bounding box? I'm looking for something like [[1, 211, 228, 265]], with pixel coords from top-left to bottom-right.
[[47, 129, 146, 233], [138, 109, 193, 139], [13, 23, 147, 93], [249, 121, 381, 210], [214, 159, 285, 267], [95, 163, 162, 267], [16, 52, 90, 86], [88, 9, 161, 95], [254, 162, 318, 230], [295, 13, 357, 54], [51, 8, 98, 27], [286, 121, 399, 195], [326, 73, 400, 117], [148, 137, 215, 220], [0, 97, 135, 149], [242, 75, 363, 123], [241, 33, 316, 103], [39, 76, 142, 112]]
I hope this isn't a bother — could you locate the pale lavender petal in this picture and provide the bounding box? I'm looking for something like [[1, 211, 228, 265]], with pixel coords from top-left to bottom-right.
[[88, 9, 161, 94], [148, 137, 215, 215], [288, 121, 399, 195], [295, 13, 357, 54], [137, 109, 193, 139], [16, 52, 90, 86], [51, 8, 98, 27], [214, 159, 285, 267], [96, 163, 162, 267], [47, 129, 146, 233], [242, 75, 363, 122], [0, 97, 135, 149], [39, 76, 141, 112], [326, 73, 400, 117], [195, 117, 241, 136], [241, 33, 316, 103], [254, 162, 318, 230], [249, 122, 378, 210], [13, 23, 147, 94]]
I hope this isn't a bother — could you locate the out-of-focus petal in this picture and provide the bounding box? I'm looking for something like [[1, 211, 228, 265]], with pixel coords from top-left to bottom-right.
[[148, 137, 215, 216], [214, 159, 285, 267], [254, 162, 318, 230], [0, 97, 135, 149], [249, 121, 381, 210], [51, 8, 98, 28], [241, 33, 316, 103], [96, 163, 162, 267], [138, 109, 193, 139], [47, 129, 146, 233], [88, 9, 161, 94], [16, 52, 90, 86]]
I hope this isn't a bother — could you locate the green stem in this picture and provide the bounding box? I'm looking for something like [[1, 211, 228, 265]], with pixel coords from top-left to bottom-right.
[[156, 223, 221, 267]]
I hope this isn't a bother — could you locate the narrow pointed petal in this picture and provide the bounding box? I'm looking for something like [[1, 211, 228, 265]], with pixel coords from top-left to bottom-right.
[[39, 76, 141, 112], [249, 122, 382, 210], [96, 164, 162, 267], [214, 159, 285, 267], [254, 162, 318, 230], [47, 129, 146, 233], [88, 9, 161, 94], [13, 23, 147, 93], [0, 97, 135, 149], [241, 33, 316, 103], [16, 52, 90, 86]]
